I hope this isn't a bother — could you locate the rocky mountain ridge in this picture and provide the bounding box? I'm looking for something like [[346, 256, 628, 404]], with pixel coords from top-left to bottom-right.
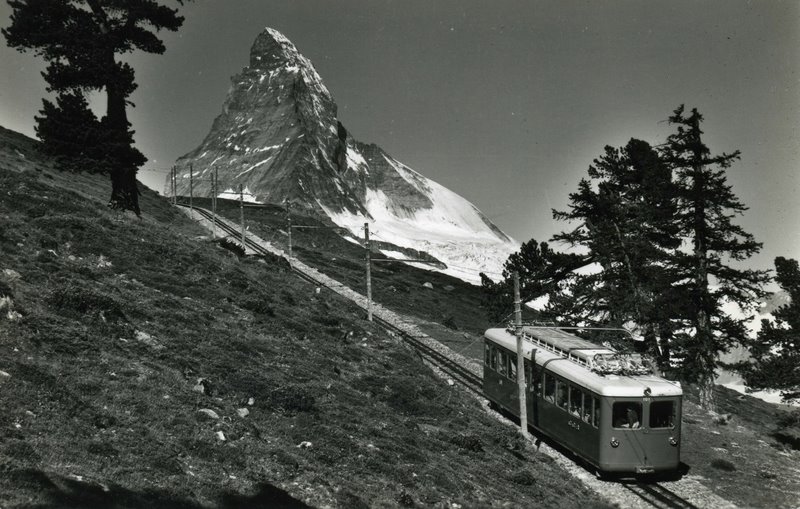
[[170, 28, 517, 283]]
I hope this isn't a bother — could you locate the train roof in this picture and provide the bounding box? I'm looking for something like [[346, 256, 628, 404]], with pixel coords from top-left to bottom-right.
[[484, 328, 682, 398]]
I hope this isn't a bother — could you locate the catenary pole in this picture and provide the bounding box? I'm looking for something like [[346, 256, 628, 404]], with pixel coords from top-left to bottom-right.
[[365, 222, 372, 322], [189, 163, 194, 214], [287, 201, 293, 259], [514, 272, 531, 439], [211, 168, 217, 240], [239, 184, 246, 253]]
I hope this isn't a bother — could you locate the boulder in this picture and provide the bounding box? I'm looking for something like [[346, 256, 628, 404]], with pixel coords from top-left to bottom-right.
[[197, 408, 220, 420]]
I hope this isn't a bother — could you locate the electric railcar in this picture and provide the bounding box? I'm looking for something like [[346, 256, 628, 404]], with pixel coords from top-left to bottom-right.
[[483, 326, 682, 475]]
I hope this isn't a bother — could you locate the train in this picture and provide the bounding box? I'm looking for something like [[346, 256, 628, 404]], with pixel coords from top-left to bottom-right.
[[483, 326, 682, 476]]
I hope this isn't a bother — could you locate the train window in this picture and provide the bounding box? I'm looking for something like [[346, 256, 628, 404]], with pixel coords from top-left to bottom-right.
[[498, 351, 508, 377], [543, 373, 555, 403], [592, 397, 600, 427], [489, 345, 497, 371], [612, 402, 642, 429], [485, 343, 492, 367], [509, 353, 517, 379], [556, 380, 568, 410], [569, 385, 583, 418], [523, 360, 531, 388], [649, 401, 675, 429]]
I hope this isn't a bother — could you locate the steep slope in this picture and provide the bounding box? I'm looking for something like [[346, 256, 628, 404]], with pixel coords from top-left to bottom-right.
[[172, 28, 517, 284], [1, 127, 610, 508]]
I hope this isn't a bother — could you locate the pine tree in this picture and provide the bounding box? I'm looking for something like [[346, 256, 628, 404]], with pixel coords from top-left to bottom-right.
[[549, 139, 680, 361], [662, 105, 769, 410], [734, 257, 800, 403], [35, 92, 103, 170], [480, 239, 581, 324], [3, 0, 192, 215]]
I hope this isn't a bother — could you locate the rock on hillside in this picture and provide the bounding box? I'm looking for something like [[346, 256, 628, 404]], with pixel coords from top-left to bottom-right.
[[171, 28, 517, 284]]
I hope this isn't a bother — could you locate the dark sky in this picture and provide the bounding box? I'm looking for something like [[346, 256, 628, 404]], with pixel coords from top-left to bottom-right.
[[1, 0, 798, 273]]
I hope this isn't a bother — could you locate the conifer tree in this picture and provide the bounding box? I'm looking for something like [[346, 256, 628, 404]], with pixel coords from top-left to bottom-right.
[[549, 139, 680, 361], [480, 239, 581, 324], [662, 105, 768, 410], [734, 257, 800, 403], [3, 0, 192, 215]]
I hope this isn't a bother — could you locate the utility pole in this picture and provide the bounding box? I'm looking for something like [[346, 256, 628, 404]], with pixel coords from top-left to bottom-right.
[[173, 166, 177, 205], [239, 184, 246, 254], [365, 222, 372, 322], [286, 201, 293, 259], [514, 272, 531, 440], [189, 163, 194, 214], [170, 166, 175, 204], [211, 168, 217, 240]]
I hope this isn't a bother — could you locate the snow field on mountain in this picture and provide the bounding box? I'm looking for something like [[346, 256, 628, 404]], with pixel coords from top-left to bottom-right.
[[322, 183, 517, 284]]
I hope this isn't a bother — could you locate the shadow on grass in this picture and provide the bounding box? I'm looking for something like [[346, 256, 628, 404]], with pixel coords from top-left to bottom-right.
[[9, 468, 311, 509]]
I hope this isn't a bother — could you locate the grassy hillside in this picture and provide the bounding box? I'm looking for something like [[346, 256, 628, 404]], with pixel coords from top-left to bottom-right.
[[0, 129, 611, 507]]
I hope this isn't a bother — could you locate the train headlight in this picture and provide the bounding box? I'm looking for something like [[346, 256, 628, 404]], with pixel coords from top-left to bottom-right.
[[644, 387, 652, 396], [610, 437, 620, 448], [669, 437, 678, 447]]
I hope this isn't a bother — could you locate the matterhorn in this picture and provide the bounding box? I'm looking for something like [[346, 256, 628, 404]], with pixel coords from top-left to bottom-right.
[[170, 28, 517, 283]]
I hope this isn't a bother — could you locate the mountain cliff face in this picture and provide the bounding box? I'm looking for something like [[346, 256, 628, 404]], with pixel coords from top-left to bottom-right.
[[171, 28, 517, 283]]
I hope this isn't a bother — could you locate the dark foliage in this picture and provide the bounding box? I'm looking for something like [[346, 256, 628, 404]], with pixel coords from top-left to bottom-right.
[[734, 257, 800, 403], [3, 0, 193, 215], [773, 410, 800, 450]]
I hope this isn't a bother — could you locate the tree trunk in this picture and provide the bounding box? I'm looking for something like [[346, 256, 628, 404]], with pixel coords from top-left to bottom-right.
[[692, 145, 714, 409], [104, 51, 141, 216], [698, 375, 716, 413]]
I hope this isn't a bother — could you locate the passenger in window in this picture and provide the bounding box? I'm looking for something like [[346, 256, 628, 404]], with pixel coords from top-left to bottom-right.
[[543, 375, 555, 403], [592, 399, 600, 427], [625, 406, 640, 429], [569, 388, 582, 417], [569, 399, 581, 417], [557, 389, 568, 409]]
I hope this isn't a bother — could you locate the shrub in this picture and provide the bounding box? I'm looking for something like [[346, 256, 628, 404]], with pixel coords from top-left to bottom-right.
[[268, 385, 317, 413], [510, 469, 537, 485], [240, 295, 276, 317], [710, 458, 737, 471], [449, 433, 483, 453], [773, 410, 800, 450], [48, 282, 126, 322]]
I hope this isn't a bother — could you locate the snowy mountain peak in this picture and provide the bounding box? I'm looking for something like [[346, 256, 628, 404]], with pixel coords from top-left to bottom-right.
[[170, 28, 517, 284], [249, 28, 331, 101]]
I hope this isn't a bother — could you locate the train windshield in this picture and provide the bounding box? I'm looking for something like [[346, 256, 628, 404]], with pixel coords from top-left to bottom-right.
[[612, 402, 642, 429], [649, 400, 676, 429]]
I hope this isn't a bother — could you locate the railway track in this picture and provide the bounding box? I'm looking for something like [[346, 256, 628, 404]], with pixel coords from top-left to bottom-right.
[[180, 203, 738, 509], [620, 481, 700, 509], [372, 315, 483, 394]]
